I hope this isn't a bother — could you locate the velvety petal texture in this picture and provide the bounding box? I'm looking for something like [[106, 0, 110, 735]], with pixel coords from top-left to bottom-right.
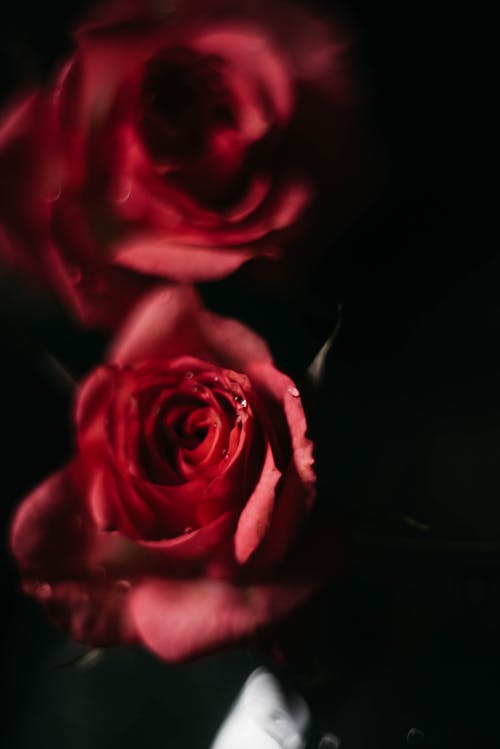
[[0, 0, 362, 328], [9, 288, 339, 662]]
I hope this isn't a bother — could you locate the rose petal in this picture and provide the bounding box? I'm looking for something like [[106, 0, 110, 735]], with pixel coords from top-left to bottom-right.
[[27, 578, 136, 646], [192, 26, 293, 125], [249, 363, 315, 491], [109, 286, 273, 371], [225, 174, 271, 223], [76, 365, 115, 440], [98, 510, 235, 576], [245, 363, 316, 567], [129, 576, 314, 662], [10, 467, 93, 578], [9, 466, 137, 645], [113, 236, 257, 282], [88, 469, 152, 539], [0, 92, 38, 150]]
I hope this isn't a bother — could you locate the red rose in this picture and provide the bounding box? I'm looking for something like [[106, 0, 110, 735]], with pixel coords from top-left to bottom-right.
[[9, 286, 332, 661], [0, 0, 358, 328]]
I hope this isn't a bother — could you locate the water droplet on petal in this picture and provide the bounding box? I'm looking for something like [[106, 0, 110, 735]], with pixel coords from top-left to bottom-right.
[[233, 395, 247, 408], [287, 386, 300, 397], [222, 448, 229, 459], [185, 371, 194, 379], [183, 526, 193, 534], [212, 376, 219, 383]]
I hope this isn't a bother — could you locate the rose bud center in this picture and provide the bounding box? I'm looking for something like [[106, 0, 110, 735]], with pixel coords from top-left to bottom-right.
[[140, 49, 235, 164]]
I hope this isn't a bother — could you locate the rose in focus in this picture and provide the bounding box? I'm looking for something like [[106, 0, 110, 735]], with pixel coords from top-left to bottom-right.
[[0, 0, 358, 327], [9, 287, 334, 661]]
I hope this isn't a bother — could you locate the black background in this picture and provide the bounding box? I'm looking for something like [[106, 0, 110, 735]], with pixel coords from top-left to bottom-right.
[[0, 1, 495, 747]]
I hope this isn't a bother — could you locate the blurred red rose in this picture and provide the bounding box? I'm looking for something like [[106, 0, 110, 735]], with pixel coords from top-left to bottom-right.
[[0, 0, 361, 328], [9, 286, 344, 662]]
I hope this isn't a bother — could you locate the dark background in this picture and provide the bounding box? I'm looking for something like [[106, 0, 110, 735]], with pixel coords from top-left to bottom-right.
[[0, 1, 495, 747]]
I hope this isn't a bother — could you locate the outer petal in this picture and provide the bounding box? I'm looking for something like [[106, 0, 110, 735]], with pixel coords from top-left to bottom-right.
[[10, 468, 94, 579], [44, 228, 155, 330], [246, 363, 316, 568], [249, 362, 315, 495], [108, 285, 272, 370], [9, 467, 136, 646], [26, 579, 136, 646], [129, 576, 314, 662], [75, 365, 116, 443], [113, 237, 258, 282]]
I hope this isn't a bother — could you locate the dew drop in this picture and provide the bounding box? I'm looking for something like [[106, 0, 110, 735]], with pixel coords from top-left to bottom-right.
[[212, 376, 219, 383], [185, 371, 194, 379], [233, 394, 247, 408], [222, 448, 229, 459], [183, 526, 193, 534], [287, 386, 300, 397]]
